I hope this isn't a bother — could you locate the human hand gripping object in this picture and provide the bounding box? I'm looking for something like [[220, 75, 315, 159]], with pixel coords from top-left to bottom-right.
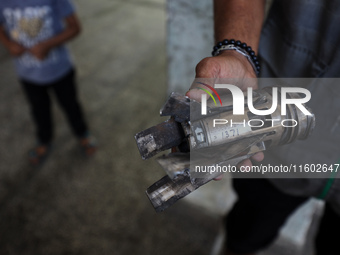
[[135, 86, 315, 212]]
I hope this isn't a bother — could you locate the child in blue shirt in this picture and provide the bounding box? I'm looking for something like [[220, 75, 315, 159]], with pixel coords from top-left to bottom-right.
[[0, 0, 96, 165]]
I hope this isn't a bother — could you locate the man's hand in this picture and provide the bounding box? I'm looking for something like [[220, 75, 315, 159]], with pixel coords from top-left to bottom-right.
[[186, 50, 264, 177], [187, 50, 258, 101], [7, 41, 26, 57], [29, 42, 50, 60], [196, 50, 257, 80], [183, 0, 266, 177]]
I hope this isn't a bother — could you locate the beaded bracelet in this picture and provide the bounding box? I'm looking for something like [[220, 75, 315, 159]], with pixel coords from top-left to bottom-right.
[[212, 39, 260, 76]]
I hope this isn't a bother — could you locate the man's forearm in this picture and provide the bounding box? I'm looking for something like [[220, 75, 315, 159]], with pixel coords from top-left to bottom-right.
[[214, 0, 266, 53]]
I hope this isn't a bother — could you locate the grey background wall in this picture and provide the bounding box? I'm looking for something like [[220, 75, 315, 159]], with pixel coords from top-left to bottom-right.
[[167, 0, 214, 94]]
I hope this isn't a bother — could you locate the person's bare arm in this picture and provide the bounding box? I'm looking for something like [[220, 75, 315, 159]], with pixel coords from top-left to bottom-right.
[[190, 0, 266, 87], [0, 25, 26, 57], [214, 0, 265, 51], [29, 13, 81, 60]]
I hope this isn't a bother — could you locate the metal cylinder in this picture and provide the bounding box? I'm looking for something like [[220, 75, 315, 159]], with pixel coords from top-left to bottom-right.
[[185, 87, 315, 153]]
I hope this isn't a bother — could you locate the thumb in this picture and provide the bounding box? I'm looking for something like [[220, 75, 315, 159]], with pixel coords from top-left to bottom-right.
[[195, 57, 220, 78], [185, 88, 206, 102]]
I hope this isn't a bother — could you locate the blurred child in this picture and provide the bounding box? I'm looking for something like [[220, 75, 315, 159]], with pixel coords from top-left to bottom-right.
[[0, 0, 96, 165]]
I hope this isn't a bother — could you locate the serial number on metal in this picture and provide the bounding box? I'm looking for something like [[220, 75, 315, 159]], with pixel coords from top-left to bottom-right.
[[212, 127, 241, 140], [207, 124, 251, 145]]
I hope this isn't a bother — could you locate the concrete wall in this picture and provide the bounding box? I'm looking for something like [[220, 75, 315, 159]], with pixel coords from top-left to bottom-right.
[[166, 0, 273, 94], [167, 0, 214, 94]]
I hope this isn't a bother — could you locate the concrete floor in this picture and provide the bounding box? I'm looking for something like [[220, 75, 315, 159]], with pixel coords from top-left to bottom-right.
[[0, 1, 221, 254]]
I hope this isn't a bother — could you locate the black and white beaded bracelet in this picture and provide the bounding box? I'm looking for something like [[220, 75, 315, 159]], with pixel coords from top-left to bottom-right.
[[212, 39, 260, 76]]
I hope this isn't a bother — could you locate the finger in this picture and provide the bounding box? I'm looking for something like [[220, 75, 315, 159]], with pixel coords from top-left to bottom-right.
[[237, 158, 252, 169], [239, 77, 259, 91], [213, 174, 224, 181], [171, 147, 178, 153], [251, 152, 264, 162]]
